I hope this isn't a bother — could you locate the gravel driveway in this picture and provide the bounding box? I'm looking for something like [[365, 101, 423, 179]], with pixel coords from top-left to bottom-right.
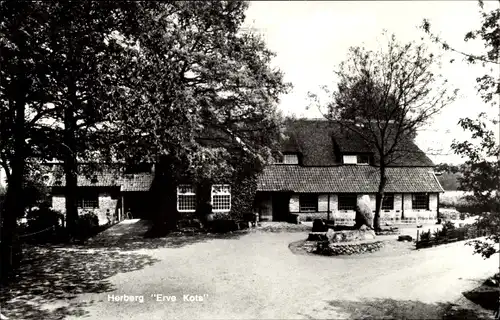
[[61, 229, 498, 320]]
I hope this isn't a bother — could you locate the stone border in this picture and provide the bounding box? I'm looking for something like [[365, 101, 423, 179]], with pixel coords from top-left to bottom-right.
[[315, 240, 385, 256]]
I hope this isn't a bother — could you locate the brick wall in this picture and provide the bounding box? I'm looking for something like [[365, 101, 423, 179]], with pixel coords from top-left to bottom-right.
[[52, 195, 65, 213], [403, 193, 412, 215], [329, 194, 338, 212], [51, 192, 119, 225], [318, 194, 329, 212], [289, 194, 299, 212], [93, 194, 118, 225]]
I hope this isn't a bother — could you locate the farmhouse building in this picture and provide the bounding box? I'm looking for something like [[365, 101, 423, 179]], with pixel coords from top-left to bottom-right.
[[48, 169, 154, 225], [255, 119, 444, 223], [46, 119, 444, 225]]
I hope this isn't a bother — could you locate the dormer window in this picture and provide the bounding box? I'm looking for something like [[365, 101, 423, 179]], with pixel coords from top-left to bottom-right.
[[343, 155, 358, 164], [358, 154, 370, 165], [343, 154, 370, 165], [277, 153, 299, 165]]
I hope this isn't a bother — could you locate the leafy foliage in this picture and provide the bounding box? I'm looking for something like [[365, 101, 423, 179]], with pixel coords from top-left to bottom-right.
[[423, 0, 499, 258], [422, 1, 499, 105], [21, 206, 64, 244], [74, 212, 100, 241], [107, 1, 290, 184], [420, 229, 431, 241], [0, 1, 142, 240], [1, 1, 288, 238]]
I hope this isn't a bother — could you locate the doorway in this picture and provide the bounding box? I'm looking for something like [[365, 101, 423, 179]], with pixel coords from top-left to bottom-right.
[[272, 192, 291, 221]]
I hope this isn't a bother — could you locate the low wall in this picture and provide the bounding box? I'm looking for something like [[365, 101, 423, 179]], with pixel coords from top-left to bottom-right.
[[316, 240, 384, 256]]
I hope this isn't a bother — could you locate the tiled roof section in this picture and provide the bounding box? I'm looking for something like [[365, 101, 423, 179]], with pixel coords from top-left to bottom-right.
[[120, 173, 154, 192], [282, 119, 435, 167], [47, 171, 154, 191], [48, 173, 122, 187], [257, 165, 444, 193]]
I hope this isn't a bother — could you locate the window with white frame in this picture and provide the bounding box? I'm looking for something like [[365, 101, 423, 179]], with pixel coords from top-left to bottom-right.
[[283, 154, 299, 164], [338, 193, 357, 210], [276, 153, 299, 164], [342, 155, 357, 164], [77, 191, 99, 209], [343, 154, 370, 165], [177, 185, 196, 212], [299, 194, 318, 212], [381, 194, 394, 210], [412, 193, 429, 210], [357, 154, 370, 165], [211, 184, 231, 212]]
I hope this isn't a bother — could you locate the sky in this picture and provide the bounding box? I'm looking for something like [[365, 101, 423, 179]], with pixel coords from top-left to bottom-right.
[[244, 1, 500, 165]]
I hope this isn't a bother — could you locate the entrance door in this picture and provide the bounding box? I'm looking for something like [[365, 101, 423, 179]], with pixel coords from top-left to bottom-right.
[[272, 193, 290, 221]]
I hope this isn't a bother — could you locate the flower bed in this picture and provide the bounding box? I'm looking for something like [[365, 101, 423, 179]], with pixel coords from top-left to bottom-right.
[[315, 240, 384, 256]]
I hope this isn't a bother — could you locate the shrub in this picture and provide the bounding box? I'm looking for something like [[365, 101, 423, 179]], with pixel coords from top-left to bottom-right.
[[432, 228, 442, 240], [420, 230, 431, 241], [209, 219, 238, 233], [26, 206, 63, 230], [22, 206, 64, 243], [73, 212, 99, 241], [443, 220, 456, 231]]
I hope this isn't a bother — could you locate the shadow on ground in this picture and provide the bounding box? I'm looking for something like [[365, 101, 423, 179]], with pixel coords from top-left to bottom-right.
[[315, 298, 495, 319], [86, 230, 251, 251], [0, 244, 159, 320], [79, 219, 251, 251], [463, 282, 500, 312]]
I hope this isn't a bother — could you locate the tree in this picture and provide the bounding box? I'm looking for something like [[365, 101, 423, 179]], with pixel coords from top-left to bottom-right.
[[0, 1, 58, 277], [422, 1, 499, 258], [0, 2, 141, 276], [32, 2, 141, 235], [309, 33, 457, 230], [106, 2, 290, 227], [452, 115, 499, 258]]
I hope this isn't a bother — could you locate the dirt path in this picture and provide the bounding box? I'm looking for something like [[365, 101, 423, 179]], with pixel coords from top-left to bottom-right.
[[63, 231, 498, 320]]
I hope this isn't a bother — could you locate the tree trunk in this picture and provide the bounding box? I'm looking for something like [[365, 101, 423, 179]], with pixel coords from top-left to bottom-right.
[[151, 157, 178, 233], [1, 78, 27, 279], [374, 165, 387, 231], [64, 91, 79, 237], [196, 179, 212, 226]]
